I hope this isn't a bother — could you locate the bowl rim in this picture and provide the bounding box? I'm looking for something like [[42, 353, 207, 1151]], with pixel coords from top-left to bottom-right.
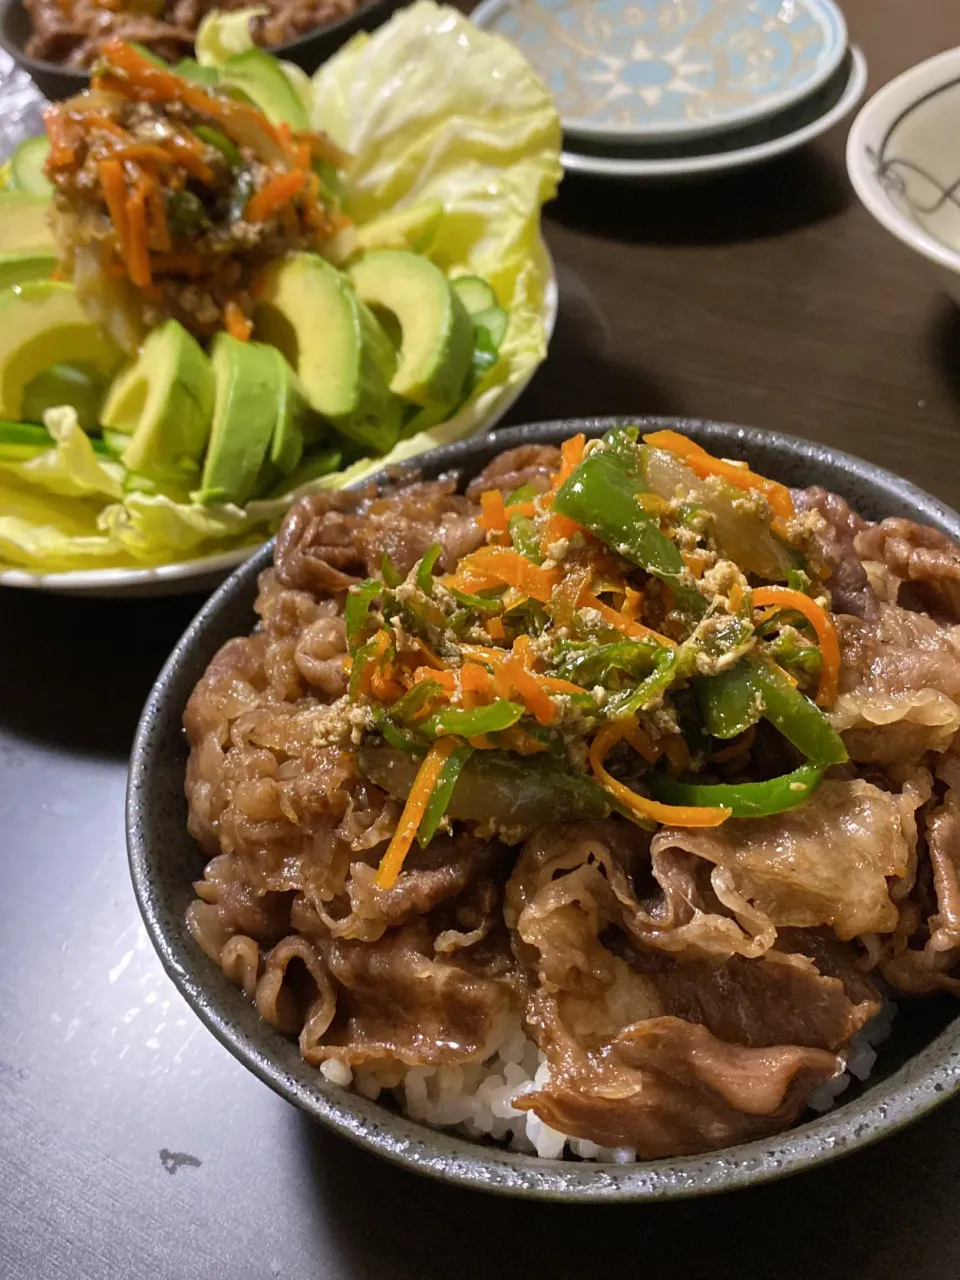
[[846, 44, 960, 277], [561, 45, 866, 180], [127, 415, 960, 1202], [0, 0, 394, 81], [472, 0, 849, 144]]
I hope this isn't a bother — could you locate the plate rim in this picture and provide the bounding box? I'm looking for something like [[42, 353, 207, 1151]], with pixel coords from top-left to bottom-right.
[[0, 255, 559, 597], [472, 0, 848, 143], [127, 413, 960, 1202], [560, 44, 866, 179]]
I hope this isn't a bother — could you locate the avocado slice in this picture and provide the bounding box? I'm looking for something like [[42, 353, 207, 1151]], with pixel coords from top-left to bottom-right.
[[0, 192, 55, 253], [0, 282, 121, 418], [254, 253, 402, 454], [101, 319, 215, 481], [268, 350, 317, 475], [22, 362, 107, 431], [221, 49, 309, 129], [0, 251, 56, 292], [194, 334, 283, 506], [348, 250, 474, 408]]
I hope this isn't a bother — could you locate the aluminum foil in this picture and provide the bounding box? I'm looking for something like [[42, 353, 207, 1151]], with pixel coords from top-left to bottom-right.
[[0, 49, 47, 160]]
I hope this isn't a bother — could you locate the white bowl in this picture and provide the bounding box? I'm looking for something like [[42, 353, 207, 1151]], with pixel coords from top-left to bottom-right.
[[847, 45, 960, 305]]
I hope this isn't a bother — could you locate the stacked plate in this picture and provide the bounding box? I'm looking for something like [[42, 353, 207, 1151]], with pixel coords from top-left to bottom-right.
[[472, 0, 866, 182]]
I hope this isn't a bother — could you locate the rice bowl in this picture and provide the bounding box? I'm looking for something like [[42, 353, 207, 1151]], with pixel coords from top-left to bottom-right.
[[127, 418, 960, 1199]]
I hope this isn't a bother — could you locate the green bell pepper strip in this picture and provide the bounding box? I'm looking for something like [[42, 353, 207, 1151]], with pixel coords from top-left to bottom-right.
[[345, 579, 381, 655], [696, 653, 847, 765], [358, 743, 617, 826], [378, 716, 427, 756], [415, 543, 443, 594], [423, 699, 525, 738], [552, 441, 703, 614], [194, 124, 243, 167], [605, 647, 679, 720], [416, 742, 474, 847], [506, 483, 537, 505], [380, 551, 402, 588], [553, 638, 661, 688], [508, 511, 542, 562], [448, 587, 503, 615], [387, 679, 444, 723], [647, 762, 825, 819]]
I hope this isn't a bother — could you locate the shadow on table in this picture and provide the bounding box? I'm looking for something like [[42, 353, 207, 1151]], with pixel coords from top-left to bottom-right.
[[501, 256, 680, 426], [0, 588, 206, 759], [928, 297, 960, 417], [292, 1092, 960, 1280], [550, 147, 851, 248]]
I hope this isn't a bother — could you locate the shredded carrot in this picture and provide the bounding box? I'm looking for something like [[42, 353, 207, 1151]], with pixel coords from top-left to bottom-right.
[[225, 300, 253, 342], [468, 735, 494, 750], [663, 735, 690, 777], [413, 666, 456, 691], [479, 489, 508, 533], [627, 723, 661, 764], [99, 41, 285, 156], [498, 727, 548, 755], [44, 110, 77, 167], [538, 674, 585, 695], [513, 634, 534, 668], [460, 662, 494, 709], [621, 586, 644, 621], [681, 550, 712, 579], [494, 658, 557, 726], [162, 134, 215, 185], [644, 429, 795, 522], [542, 432, 586, 546], [728, 580, 744, 615], [374, 737, 459, 889], [124, 179, 151, 288], [589, 721, 730, 828], [144, 177, 170, 252], [246, 170, 307, 223], [485, 617, 506, 641], [98, 158, 129, 259], [114, 143, 173, 167], [451, 548, 560, 604], [76, 111, 129, 139], [577, 586, 677, 649], [752, 586, 840, 707], [504, 500, 536, 520]]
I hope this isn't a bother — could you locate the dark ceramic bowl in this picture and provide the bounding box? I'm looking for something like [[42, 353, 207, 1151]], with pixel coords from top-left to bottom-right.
[[127, 416, 960, 1201], [0, 0, 401, 101]]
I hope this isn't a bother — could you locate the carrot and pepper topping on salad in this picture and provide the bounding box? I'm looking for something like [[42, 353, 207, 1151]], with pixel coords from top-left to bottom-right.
[[343, 427, 848, 889], [43, 39, 348, 341]]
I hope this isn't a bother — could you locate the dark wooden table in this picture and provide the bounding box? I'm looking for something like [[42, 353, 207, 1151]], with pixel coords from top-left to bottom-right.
[[4, 1, 960, 1276]]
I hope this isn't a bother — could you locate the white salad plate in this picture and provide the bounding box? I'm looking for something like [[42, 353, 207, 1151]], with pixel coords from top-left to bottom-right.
[[471, 0, 848, 145], [0, 264, 559, 599], [559, 45, 866, 183]]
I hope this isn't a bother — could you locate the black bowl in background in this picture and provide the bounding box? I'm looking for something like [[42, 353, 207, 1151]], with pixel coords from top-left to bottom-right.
[[0, 0, 403, 102], [127, 415, 960, 1201]]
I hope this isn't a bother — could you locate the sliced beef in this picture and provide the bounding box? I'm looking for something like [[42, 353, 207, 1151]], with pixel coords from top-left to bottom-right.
[[312, 919, 517, 1069], [353, 477, 483, 577], [791, 486, 877, 619], [466, 445, 562, 499], [856, 517, 960, 622], [829, 603, 960, 764], [515, 991, 838, 1157], [274, 487, 373, 595], [652, 779, 909, 941]]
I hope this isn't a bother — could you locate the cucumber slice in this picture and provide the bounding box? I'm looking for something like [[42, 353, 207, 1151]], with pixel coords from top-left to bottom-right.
[[452, 275, 496, 316], [473, 305, 508, 350], [11, 138, 52, 198]]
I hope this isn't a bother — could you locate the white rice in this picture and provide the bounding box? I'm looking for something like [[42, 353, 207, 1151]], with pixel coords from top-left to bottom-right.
[[319, 998, 896, 1160]]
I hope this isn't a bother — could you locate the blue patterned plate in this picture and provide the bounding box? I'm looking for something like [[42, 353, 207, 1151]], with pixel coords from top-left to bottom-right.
[[472, 0, 848, 144]]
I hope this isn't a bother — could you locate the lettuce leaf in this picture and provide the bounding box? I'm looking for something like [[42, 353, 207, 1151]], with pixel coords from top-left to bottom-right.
[[0, 4, 560, 576]]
